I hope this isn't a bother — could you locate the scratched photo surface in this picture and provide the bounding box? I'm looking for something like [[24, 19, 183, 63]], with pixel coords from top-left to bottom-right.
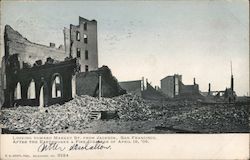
[[0, 0, 249, 134]]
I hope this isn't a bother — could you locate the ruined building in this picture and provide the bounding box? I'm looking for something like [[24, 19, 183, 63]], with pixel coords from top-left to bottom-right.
[[179, 78, 200, 97], [119, 79, 144, 96], [1, 16, 99, 107], [76, 66, 126, 97], [119, 78, 165, 100], [141, 81, 166, 100], [160, 74, 182, 98], [201, 62, 237, 103], [1, 25, 78, 108], [160, 74, 201, 99], [64, 17, 98, 72], [204, 67, 236, 103]]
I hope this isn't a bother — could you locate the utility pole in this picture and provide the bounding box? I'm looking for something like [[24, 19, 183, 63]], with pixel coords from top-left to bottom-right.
[[142, 77, 145, 91], [208, 83, 211, 95]]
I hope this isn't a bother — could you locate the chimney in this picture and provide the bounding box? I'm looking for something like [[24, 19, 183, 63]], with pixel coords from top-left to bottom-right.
[[193, 78, 196, 85], [231, 75, 234, 92], [230, 61, 234, 91]]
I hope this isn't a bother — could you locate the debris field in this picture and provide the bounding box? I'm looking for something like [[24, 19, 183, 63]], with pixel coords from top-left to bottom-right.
[[0, 94, 249, 133]]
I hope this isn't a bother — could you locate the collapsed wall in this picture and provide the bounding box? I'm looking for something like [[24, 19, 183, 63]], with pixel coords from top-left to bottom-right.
[[177, 82, 204, 100], [76, 66, 126, 97], [142, 82, 166, 100], [4, 25, 66, 67], [119, 80, 142, 96], [119, 80, 166, 100]]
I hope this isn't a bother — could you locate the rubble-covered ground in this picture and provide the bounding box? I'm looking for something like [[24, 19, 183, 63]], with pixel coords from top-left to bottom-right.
[[0, 94, 249, 133]]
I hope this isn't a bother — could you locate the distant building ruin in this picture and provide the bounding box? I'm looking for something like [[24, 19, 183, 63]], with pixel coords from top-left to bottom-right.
[[202, 74, 236, 103], [119, 78, 165, 100], [201, 62, 237, 103], [179, 78, 200, 97], [160, 74, 182, 98], [160, 74, 200, 99], [119, 80, 143, 96]]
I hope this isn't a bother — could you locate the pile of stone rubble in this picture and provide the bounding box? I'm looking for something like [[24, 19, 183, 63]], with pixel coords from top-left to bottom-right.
[[0, 93, 153, 133], [1, 94, 249, 133], [165, 104, 250, 132]]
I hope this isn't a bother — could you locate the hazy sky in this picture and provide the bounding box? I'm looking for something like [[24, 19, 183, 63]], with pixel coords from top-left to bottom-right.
[[1, 0, 249, 95]]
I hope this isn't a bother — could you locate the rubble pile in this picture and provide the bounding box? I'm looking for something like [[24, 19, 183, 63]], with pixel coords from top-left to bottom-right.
[[167, 104, 250, 132], [113, 94, 153, 120], [0, 93, 152, 133], [1, 94, 249, 133], [148, 100, 199, 119]]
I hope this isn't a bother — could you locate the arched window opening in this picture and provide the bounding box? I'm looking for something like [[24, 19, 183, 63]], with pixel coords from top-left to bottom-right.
[[39, 83, 49, 108], [71, 75, 76, 98], [52, 75, 62, 98], [14, 82, 21, 100], [39, 86, 44, 107], [27, 79, 36, 99]]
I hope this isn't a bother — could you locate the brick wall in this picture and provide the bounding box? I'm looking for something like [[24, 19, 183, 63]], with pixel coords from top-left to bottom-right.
[[69, 17, 98, 72], [161, 76, 174, 98], [119, 80, 142, 96], [4, 25, 67, 67], [76, 66, 125, 97]]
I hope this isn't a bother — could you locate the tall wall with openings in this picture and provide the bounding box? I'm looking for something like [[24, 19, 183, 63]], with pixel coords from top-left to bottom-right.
[[64, 16, 98, 72]]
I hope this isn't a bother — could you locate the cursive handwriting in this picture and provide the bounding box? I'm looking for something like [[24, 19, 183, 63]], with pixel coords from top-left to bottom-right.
[[37, 142, 66, 152], [37, 141, 111, 152], [69, 141, 111, 151]]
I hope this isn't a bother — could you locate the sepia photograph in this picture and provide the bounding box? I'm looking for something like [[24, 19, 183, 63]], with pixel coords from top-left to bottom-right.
[[0, 0, 249, 135]]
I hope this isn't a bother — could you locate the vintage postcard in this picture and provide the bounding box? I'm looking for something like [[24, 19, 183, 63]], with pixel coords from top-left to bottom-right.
[[0, 0, 249, 159]]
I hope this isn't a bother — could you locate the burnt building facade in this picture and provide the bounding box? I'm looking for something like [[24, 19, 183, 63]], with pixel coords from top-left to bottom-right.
[[1, 20, 86, 107], [1, 16, 100, 107], [64, 17, 98, 72], [160, 74, 182, 98], [160, 74, 200, 98], [179, 78, 200, 97], [3, 25, 67, 68], [3, 56, 78, 107], [119, 80, 143, 96]]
